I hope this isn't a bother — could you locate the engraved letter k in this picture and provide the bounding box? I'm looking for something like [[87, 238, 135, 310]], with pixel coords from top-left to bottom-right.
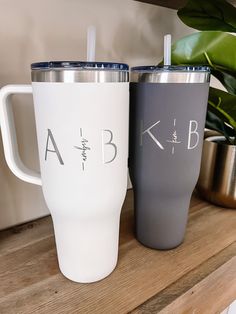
[[140, 120, 164, 149]]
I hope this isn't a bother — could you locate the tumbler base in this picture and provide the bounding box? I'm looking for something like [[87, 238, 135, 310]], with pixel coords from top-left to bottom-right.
[[52, 213, 120, 283], [135, 197, 190, 251], [136, 235, 185, 251], [59, 259, 117, 284]]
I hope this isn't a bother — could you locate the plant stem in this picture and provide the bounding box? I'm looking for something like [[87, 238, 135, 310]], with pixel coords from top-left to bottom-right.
[[208, 99, 236, 129], [204, 52, 216, 70]]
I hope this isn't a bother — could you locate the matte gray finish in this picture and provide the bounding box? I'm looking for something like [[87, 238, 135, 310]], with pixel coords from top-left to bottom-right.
[[129, 82, 210, 249]]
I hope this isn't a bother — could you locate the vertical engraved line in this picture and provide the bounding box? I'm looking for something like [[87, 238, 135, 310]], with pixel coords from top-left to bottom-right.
[[102, 130, 105, 163], [140, 120, 143, 146], [80, 128, 83, 170]]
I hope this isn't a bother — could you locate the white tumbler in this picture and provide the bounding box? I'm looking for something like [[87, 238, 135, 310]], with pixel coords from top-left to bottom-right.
[[0, 61, 129, 283]]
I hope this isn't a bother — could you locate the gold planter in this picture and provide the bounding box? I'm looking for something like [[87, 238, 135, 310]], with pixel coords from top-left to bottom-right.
[[197, 136, 236, 208]]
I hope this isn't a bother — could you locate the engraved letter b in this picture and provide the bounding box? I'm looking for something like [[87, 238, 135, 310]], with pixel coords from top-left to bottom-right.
[[102, 129, 117, 164]]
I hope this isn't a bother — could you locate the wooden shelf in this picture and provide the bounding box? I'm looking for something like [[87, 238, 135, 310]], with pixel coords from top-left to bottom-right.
[[0, 190, 236, 313]]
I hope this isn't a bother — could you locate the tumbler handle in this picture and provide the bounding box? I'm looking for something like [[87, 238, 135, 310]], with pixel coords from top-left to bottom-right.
[[0, 85, 42, 186]]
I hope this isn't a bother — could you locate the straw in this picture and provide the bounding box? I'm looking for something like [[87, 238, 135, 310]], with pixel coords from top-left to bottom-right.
[[164, 34, 172, 66], [87, 26, 96, 62]]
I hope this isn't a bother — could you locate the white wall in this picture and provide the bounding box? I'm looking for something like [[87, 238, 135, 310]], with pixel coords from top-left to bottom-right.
[[0, 0, 193, 229]]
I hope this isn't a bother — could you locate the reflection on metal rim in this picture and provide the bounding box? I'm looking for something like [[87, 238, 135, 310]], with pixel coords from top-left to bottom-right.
[[131, 71, 210, 83], [31, 70, 129, 83]]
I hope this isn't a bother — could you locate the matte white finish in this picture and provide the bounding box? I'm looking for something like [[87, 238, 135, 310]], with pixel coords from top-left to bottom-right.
[[0, 82, 129, 283], [0, 85, 42, 185], [228, 300, 236, 314]]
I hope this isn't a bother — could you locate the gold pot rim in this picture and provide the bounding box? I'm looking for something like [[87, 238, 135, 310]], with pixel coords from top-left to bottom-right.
[[198, 134, 236, 208], [205, 135, 236, 150]]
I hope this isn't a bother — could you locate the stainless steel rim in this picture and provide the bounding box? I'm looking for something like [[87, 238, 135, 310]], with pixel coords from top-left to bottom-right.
[[31, 69, 129, 82], [131, 71, 210, 83]]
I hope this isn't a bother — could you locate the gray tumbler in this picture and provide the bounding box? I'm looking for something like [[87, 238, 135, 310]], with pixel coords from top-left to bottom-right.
[[129, 66, 210, 249]]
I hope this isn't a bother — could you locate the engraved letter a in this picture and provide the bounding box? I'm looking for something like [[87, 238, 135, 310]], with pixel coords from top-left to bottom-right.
[[45, 129, 64, 165]]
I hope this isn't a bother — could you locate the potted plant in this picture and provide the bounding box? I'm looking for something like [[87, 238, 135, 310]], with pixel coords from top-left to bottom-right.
[[170, 0, 236, 207]]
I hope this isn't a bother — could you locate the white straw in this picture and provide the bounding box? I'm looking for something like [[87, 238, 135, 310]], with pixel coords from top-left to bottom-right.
[[164, 34, 171, 66], [87, 26, 96, 62]]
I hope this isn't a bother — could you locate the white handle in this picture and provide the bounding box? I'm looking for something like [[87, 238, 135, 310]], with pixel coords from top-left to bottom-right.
[[0, 85, 42, 185]]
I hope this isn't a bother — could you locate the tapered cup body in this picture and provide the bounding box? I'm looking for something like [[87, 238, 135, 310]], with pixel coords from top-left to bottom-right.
[[0, 61, 129, 283], [129, 66, 210, 249], [32, 62, 129, 282]]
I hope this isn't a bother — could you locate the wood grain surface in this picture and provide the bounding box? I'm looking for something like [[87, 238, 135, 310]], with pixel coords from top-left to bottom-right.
[[0, 190, 236, 314]]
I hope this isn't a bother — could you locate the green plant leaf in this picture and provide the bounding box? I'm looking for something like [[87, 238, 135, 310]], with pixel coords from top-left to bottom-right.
[[171, 31, 236, 95], [206, 110, 235, 143], [178, 0, 236, 32], [208, 87, 236, 130], [174, 0, 236, 142], [172, 31, 236, 73], [211, 69, 236, 95]]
